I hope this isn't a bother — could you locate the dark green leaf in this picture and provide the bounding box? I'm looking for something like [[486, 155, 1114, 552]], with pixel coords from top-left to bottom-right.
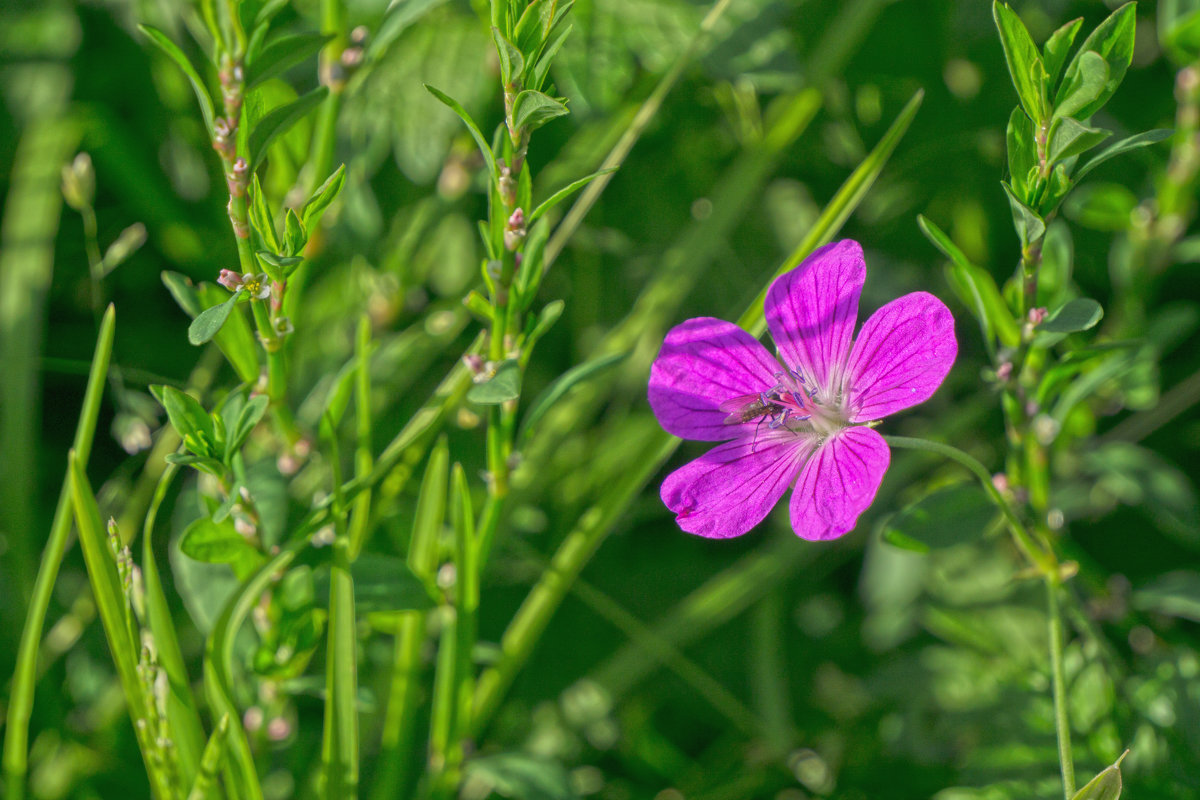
[[530, 23, 572, 92], [138, 26, 216, 134], [1074, 129, 1173, 181], [162, 271, 203, 317], [188, 291, 241, 345], [524, 298, 564, 351], [1064, 182, 1137, 231], [301, 164, 346, 231], [284, 208, 307, 256], [519, 351, 629, 446], [1054, 2, 1136, 119], [425, 84, 498, 181], [1040, 298, 1103, 333], [248, 86, 329, 171], [467, 359, 522, 404], [993, 2, 1046, 121], [227, 394, 269, 457], [257, 251, 304, 270], [1006, 107, 1036, 202], [882, 484, 997, 553], [246, 32, 332, 90], [249, 174, 281, 253], [511, 90, 569, 133], [1132, 571, 1200, 621], [156, 385, 216, 457]]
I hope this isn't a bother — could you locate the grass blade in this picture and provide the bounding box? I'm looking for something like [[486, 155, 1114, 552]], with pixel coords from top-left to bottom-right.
[[3, 305, 113, 798]]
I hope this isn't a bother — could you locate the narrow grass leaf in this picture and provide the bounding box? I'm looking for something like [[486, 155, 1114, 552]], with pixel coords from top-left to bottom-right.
[[1074, 129, 1173, 181]]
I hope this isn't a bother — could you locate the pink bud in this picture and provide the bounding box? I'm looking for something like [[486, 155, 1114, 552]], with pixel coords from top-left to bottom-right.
[[507, 208, 525, 230], [218, 269, 243, 291], [1028, 307, 1048, 325], [995, 362, 1012, 381]]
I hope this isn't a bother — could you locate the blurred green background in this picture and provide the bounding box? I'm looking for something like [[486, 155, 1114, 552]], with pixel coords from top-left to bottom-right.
[[2, 0, 1199, 798]]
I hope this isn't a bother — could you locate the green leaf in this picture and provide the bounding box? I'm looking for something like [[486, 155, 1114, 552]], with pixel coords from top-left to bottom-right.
[[227, 394, 269, 457], [313, 556, 437, 613], [1043, 17, 1083, 89], [491, 27, 524, 84], [248, 86, 329, 171], [528, 168, 617, 224], [530, 22, 572, 92], [1002, 180, 1046, 244], [993, 2, 1046, 121], [302, 164, 346, 232], [245, 32, 333, 90], [1071, 752, 1126, 800], [425, 84, 498, 182], [138, 25, 216, 135], [1132, 571, 1200, 621], [881, 484, 997, 553], [1162, 5, 1200, 65], [464, 753, 578, 800], [257, 251, 303, 270], [284, 207, 307, 256], [156, 385, 217, 457], [1048, 117, 1111, 163], [188, 291, 241, 345], [518, 351, 629, 446], [180, 518, 258, 564], [523, 298, 564, 352], [1054, 50, 1108, 120], [1055, 2, 1136, 120], [918, 215, 1021, 348], [511, 89, 569, 133], [249, 174, 280, 253], [1074, 129, 1173, 181], [1040, 298, 1103, 333], [467, 359, 522, 405], [1064, 182, 1137, 231], [1006, 107, 1037, 202]]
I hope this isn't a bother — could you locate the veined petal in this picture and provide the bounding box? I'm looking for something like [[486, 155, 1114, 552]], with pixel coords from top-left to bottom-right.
[[765, 240, 864, 399], [662, 432, 814, 539], [648, 317, 781, 441], [789, 426, 889, 541], [844, 291, 957, 422]]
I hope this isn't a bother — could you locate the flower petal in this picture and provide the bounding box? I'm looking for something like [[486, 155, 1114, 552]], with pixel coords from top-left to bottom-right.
[[844, 291, 957, 422], [789, 426, 889, 541], [648, 317, 781, 441], [662, 432, 813, 539], [765, 239, 865, 398]]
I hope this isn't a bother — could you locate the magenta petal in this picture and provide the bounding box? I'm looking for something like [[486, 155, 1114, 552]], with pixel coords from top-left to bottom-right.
[[765, 240, 865, 396], [662, 432, 813, 539], [648, 317, 781, 441], [844, 291, 957, 422], [789, 427, 889, 541]]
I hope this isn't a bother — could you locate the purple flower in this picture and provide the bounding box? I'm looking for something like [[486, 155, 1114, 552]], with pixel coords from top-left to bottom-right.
[[648, 240, 957, 541]]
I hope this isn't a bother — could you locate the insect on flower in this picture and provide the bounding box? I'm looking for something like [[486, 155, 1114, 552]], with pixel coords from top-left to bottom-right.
[[647, 240, 957, 541]]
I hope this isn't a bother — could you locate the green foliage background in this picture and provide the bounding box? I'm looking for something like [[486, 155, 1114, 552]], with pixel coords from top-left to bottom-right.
[[1, 0, 1198, 798]]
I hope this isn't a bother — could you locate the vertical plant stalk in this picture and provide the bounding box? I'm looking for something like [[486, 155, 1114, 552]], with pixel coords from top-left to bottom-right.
[[1047, 577, 1075, 800], [3, 304, 113, 800]]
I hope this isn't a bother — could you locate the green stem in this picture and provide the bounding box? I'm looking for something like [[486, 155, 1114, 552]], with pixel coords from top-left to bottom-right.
[[880, 434, 1057, 576], [1046, 577, 1076, 800]]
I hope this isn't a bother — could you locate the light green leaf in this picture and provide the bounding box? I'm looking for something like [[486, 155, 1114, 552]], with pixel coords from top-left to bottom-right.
[[1055, 1, 1136, 120], [1043, 17, 1083, 88], [1074, 129, 1173, 181], [1071, 751, 1128, 800], [245, 32, 332, 90], [425, 83, 498, 181], [512, 89, 569, 133], [248, 86, 329, 171], [188, 291, 241, 345], [529, 168, 617, 224], [1064, 182, 1137, 231], [180, 518, 258, 564], [138, 25, 216, 135], [518, 351, 629, 446], [1002, 180, 1046, 244], [284, 207, 307, 256], [155, 385, 216, 457], [1054, 51, 1108, 120], [491, 27, 524, 84], [249, 174, 280, 253], [881, 484, 997, 553], [301, 164, 346, 232], [1048, 116, 1111, 163], [467, 359, 522, 405], [1006, 107, 1037, 202], [993, 2, 1046, 121]]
